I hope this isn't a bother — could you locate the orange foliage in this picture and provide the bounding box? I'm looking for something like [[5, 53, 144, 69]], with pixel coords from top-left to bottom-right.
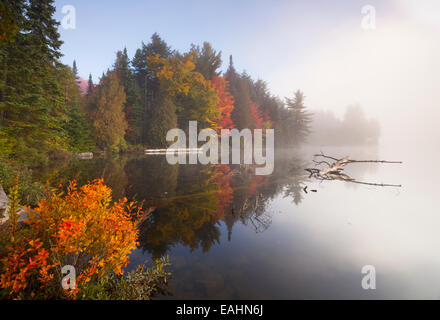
[[0, 179, 140, 299], [211, 75, 234, 130], [210, 165, 233, 222]]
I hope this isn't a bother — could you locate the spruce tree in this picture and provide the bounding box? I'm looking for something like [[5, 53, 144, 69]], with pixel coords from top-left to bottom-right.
[[132, 33, 172, 143], [193, 42, 222, 80], [146, 82, 177, 148], [113, 49, 142, 144], [86, 73, 94, 96], [0, 0, 68, 164], [72, 60, 78, 78], [285, 90, 313, 145], [225, 57, 254, 129]]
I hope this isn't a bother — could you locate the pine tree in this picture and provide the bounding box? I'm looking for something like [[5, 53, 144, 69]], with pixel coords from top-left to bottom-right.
[[225, 56, 254, 129], [59, 66, 94, 152], [114, 48, 130, 88], [72, 60, 78, 78], [285, 90, 313, 145], [232, 77, 254, 129], [113, 48, 142, 144], [132, 33, 172, 143], [0, 0, 68, 164], [86, 73, 94, 96], [192, 42, 222, 80], [146, 83, 177, 148]]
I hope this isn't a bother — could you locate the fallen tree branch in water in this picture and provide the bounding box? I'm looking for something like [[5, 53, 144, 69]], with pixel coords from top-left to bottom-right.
[[305, 152, 403, 187]]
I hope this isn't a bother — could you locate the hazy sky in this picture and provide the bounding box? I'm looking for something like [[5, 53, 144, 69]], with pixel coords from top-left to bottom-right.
[[54, 0, 440, 145]]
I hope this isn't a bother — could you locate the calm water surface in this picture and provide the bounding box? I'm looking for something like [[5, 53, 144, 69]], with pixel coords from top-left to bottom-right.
[[41, 144, 440, 299]]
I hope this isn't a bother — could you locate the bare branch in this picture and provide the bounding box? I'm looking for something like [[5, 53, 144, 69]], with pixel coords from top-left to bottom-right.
[[306, 153, 402, 188]]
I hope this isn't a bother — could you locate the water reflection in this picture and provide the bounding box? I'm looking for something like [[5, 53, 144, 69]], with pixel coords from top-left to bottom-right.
[[37, 147, 414, 299], [42, 151, 315, 255]]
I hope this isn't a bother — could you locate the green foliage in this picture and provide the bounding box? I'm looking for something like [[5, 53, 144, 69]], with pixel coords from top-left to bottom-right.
[[113, 49, 143, 145], [0, 2, 19, 43], [65, 104, 96, 152], [6, 176, 21, 242], [147, 84, 177, 147], [132, 33, 172, 144], [88, 71, 128, 150], [0, 0, 70, 164], [0, 159, 45, 207], [72, 60, 78, 78], [285, 90, 313, 146], [192, 42, 222, 80], [80, 256, 172, 300]]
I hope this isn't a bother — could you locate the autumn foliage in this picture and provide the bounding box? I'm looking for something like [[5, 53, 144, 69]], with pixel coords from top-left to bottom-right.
[[211, 75, 234, 130], [0, 179, 140, 299]]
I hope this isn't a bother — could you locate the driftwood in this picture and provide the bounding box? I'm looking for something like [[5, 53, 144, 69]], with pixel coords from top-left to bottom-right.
[[305, 152, 402, 187]]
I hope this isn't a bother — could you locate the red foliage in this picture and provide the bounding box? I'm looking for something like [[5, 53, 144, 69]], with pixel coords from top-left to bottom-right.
[[211, 75, 234, 129], [210, 165, 233, 223]]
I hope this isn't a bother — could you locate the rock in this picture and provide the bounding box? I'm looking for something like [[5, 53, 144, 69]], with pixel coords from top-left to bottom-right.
[[76, 152, 93, 159], [0, 184, 7, 209], [0, 184, 28, 225], [0, 184, 8, 222]]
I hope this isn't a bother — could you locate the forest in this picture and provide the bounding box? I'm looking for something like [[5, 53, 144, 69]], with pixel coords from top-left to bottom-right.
[[0, 0, 314, 169], [0, 1, 380, 169]]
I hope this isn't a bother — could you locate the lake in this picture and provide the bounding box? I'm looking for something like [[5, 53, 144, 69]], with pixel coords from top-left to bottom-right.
[[40, 144, 440, 299]]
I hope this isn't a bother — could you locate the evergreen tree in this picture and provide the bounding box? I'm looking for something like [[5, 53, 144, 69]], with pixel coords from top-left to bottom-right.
[[285, 90, 313, 145], [225, 55, 237, 87], [58, 66, 95, 152], [231, 77, 254, 129], [86, 73, 94, 96], [146, 84, 177, 148], [192, 42, 222, 80], [225, 58, 254, 129], [132, 33, 172, 144], [72, 60, 78, 78], [114, 48, 130, 88], [0, 0, 68, 164], [113, 49, 142, 144]]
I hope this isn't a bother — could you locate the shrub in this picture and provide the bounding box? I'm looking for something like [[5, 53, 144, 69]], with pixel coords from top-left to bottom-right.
[[0, 179, 141, 299], [79, 256, 172, 300]]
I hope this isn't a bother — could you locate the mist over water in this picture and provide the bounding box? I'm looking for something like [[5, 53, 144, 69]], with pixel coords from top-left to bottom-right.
[[40, 129, 439, 299]]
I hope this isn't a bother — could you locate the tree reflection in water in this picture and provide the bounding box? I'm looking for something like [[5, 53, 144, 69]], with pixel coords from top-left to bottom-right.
[[40, 152, 314, 258]]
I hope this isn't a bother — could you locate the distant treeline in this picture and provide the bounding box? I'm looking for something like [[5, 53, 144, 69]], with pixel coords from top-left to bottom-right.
[[308, 105, 380, 146]]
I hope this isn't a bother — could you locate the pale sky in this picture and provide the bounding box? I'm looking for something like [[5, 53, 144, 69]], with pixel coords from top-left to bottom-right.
[[54, 0, 440, 145]]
